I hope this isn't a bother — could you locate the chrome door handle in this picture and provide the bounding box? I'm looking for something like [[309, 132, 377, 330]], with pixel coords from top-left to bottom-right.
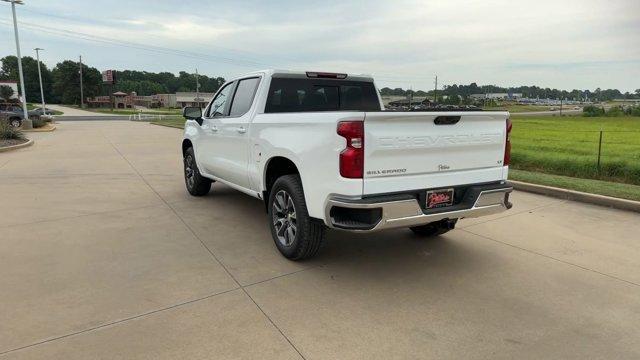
[[237, 126, 246, 134]]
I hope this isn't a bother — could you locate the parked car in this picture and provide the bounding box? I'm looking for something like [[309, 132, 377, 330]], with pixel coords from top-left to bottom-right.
[[0, 103, 25, 128], [181, 70, 513, 260], [28, 107, 53, 116], [28, 107, 55, 121]]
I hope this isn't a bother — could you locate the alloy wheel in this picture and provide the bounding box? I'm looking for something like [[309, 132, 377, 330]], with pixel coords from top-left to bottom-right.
[[272, 189, 297, 247]]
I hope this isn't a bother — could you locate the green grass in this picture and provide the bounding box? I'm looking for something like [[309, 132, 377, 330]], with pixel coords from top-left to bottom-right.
[[510, 115, 640, 185], [150, 117, 185, 129], [509, 169, 640, 201], [90, 108, 180, 115]]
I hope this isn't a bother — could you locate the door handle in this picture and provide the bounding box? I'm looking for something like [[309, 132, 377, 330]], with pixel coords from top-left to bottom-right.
[[209, 125, 218, 132], [236, 126, 246, 134]]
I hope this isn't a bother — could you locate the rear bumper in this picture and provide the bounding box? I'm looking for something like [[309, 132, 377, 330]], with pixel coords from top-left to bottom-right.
[[325, 182, 512, 232]]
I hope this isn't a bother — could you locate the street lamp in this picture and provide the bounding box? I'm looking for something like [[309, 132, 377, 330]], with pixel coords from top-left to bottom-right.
[[34, 47, 46, 116], [2, 0, 32, 129]]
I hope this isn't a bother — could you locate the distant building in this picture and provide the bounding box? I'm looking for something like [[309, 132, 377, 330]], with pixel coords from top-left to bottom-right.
[[469, 93, 523, 101], [153, 94, 177, 108], [0, 80, 19, 100], [86, 91, 154, 109], [87, 91, 215, 109], [175, 92, 214, 108]]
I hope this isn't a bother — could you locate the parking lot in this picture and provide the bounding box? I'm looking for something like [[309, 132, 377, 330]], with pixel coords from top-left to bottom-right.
[[1, 121, 639, 359]]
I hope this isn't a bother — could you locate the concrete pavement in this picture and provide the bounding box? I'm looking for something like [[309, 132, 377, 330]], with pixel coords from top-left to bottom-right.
[[1, 121, 639, 359]]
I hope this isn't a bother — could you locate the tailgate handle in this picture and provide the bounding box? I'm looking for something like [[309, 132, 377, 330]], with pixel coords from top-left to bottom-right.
[[434, 116, 460, 125]]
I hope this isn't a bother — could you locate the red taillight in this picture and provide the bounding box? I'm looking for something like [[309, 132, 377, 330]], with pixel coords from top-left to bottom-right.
[[504, 119, 512, 166], [337, 121, 364, 178]]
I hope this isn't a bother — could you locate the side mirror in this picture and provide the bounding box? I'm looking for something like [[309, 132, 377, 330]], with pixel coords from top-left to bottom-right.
[[182, 106, 202, 121]]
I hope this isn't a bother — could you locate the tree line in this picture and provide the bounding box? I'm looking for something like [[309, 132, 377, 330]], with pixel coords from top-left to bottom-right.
[[380, 83, 640, 102], [0, 55, 226, 105]]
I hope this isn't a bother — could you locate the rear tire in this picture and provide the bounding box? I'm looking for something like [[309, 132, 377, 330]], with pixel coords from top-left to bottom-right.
[[410, 219, 457, 237], [268, 175, 325, 260], [183, 147, 212, 196]]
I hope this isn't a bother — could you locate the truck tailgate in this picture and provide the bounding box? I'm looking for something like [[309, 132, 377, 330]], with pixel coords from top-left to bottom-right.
[[363, 111, 508, 195]]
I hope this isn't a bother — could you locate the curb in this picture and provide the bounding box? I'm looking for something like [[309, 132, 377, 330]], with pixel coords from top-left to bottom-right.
[[149, 122, 183, 129], [0, 138, 34, 153], [510, 180, 640, 213], [23, 124, 56, 132]]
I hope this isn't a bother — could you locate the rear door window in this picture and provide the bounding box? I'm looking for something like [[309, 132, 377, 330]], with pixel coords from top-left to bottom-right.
[[229, 77, 261, 116], [265, 78, 379, 113]]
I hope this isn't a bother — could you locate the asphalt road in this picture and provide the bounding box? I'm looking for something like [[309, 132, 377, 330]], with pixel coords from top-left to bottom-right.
[[1, 121, 639, 359]]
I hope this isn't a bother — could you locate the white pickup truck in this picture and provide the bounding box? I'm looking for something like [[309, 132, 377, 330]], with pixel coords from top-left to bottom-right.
[[181, 70, 513, 260]]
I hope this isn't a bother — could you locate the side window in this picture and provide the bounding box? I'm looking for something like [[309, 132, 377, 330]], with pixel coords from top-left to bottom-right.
[[207, 82, 234, 117], [229, 77, 261, 117]]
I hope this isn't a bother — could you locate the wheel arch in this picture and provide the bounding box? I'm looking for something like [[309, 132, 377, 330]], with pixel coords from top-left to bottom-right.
[[181, 138, 193, 156], [262, 156, 300, 212]]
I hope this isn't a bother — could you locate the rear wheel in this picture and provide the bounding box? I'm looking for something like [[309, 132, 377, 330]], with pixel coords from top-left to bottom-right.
[[268, 175, 325, 260], [410, 219, 457, 237], [183, 147, 212, 196]]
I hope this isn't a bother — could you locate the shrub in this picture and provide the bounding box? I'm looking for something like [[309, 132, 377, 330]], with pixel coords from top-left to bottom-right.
[[605, 106, 624, 117], [32, 117, 46, 128], [0, 122, 25, 140], [624, 105, 640, 116], [582, 105, 605, 117]]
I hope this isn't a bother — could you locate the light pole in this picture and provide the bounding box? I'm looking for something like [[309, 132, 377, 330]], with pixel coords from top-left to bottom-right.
[[79, 55, 84, 108], [34, 47, 46, 115], [3, 0, 31, 129]]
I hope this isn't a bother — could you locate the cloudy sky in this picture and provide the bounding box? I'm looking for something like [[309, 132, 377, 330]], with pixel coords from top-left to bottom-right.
[[1, 0, 638, 92]]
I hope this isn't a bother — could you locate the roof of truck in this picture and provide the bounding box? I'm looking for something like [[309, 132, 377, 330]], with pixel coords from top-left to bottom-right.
[[234, 69, 374, 82]]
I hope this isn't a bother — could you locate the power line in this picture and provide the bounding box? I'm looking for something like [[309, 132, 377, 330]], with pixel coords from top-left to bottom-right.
[[0, 19, 440, 86], [0, 19, 277, 69]]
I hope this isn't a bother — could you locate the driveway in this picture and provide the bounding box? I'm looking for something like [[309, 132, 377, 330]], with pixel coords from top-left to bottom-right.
[[1, 121, 639, 359], [45, 104, 115, 117]]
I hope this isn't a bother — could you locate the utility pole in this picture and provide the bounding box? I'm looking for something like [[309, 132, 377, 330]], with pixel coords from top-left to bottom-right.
[[34, 47, 46, 115], [195, 68, 200, 108], [433, 75, 438, 104], [79, 55, 84, 108], [3, 0, 31, 128]]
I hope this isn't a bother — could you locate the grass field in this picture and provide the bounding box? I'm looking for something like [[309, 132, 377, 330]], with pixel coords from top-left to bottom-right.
[[510, 115, 640, 185], [150, 117, 185, 129], [509, 169, 640, 201]]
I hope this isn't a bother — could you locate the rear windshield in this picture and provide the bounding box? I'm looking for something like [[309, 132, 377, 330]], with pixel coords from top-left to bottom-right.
[[265, 78, 380, 113]]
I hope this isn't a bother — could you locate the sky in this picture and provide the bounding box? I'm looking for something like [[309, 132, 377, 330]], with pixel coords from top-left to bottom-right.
[[1, 0, 639, 92]]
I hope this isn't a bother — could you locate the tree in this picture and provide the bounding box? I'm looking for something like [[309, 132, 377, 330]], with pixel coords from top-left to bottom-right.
[[1, 55, 53, 103], [51, 60, 101, 104], [0, 85, 14, 102]]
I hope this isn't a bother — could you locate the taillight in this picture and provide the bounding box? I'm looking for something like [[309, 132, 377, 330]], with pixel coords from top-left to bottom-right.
[[504, 119, 512, 166], [337, 121, 364, 178]]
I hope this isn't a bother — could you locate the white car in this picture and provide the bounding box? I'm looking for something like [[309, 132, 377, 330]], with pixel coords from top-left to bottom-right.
[[181, 70, 513, 260]]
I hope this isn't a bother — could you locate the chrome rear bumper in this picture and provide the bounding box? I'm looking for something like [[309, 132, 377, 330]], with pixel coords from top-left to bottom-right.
[[325, 184, 512, 232]]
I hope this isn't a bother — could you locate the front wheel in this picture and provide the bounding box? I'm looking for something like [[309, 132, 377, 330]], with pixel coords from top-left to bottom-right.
[[268, 175, 325, 260], [10, 118, 22, 128], [183, 147, 212, 196]]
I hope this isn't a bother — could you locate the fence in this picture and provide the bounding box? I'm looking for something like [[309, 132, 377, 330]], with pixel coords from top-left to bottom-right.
[[510, 129, 640, 185]]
